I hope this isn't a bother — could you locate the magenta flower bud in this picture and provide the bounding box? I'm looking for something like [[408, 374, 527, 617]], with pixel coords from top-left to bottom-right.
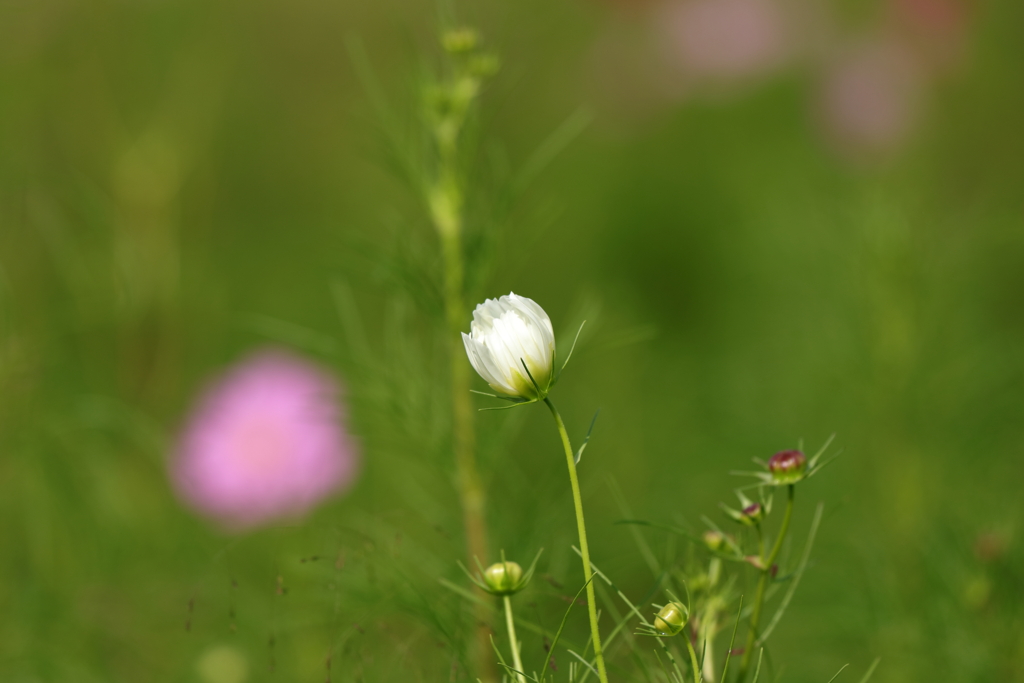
[[767, 449, 807, 484], [742, 502, 765, 523], [172, 349, 359, 531]]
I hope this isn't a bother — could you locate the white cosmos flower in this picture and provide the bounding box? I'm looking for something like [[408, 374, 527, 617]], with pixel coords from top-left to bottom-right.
[[462, 293, 556, 400]]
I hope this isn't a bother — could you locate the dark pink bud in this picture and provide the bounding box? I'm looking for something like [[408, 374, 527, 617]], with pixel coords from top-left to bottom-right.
[[767, 449, 807, 483], [741, 503, 765, 524]]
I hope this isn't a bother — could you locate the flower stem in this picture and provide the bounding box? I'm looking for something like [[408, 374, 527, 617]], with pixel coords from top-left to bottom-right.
[[735, 485, 794, 683], [544, 398, 609, 683], [441, 233, 490, 577], [503, 595, 527, 683], [702, 607, 718, 682], [685, 635, 702, 683], [434, 153, 492, 683]]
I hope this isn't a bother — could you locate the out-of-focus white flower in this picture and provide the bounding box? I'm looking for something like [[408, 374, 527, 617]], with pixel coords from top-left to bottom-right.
[[462, 293, 556, 400]]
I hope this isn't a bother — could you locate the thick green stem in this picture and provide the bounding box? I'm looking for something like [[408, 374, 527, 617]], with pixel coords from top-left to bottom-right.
[[441, 233, 489, 575], [503, 595, 527, 683], [736, 485, 794, 683], [544, 398, 609, 683], [433, 153, 492, 683]]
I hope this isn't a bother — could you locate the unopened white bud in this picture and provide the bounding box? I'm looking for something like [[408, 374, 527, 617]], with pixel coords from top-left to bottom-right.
[[462, 293, 556, 400]]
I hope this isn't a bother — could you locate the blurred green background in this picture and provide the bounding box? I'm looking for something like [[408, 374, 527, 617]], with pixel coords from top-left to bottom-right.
[[2, 0, 1022, 681]]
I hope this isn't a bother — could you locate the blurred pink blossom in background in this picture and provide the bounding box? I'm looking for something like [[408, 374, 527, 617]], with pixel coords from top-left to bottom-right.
[[587, 0, 971, 159], [893, 0, 969, 70], [818, 39, 924, 155], [172, 348, 358, 531], [655, 0, 789, 82]]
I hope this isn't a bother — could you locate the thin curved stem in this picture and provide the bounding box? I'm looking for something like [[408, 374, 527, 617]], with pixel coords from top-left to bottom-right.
[[736, 485, 794, 683], [544, 398, 609, 683], [503, 595, 527, 683]]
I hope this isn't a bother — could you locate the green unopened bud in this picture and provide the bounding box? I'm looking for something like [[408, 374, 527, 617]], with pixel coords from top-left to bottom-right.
[[483, 561, 524, 595], [442, 28, 479, 54], [468, 54, 500, 78], [703, 530, 726, 552], [653, 602, 688, 636]]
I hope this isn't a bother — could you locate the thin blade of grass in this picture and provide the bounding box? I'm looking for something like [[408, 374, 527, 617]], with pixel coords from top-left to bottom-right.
[[755, 502, 824, 646], [578, 571, 667, 683], [719, 596, 743, 683], [479, 401, 535, 412], [575, 409, 599, 464], [438, 578, 581, 651], [826, 663, 850, 682], [751, 649, 765, 683], [654, 648, 673, 683], [567, 650, 599, 677], [856, 658, 881, 683], [808, 433, 837, 467], [540, 576, 593, 683], [511, 108, 592, 197], [608, 477, 663, 578], [559, 320, 587, 378]]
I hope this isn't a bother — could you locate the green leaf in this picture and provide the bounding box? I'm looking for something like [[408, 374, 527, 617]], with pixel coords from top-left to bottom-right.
[[470, 389, 526, 402], [751, 649, 765, 683], [719, 596, 744, 683], [756, 502, 824, 646], [575, 410, 600, 464], [520, 358, 544, 396], [826, 663, 850, 683], [479, 399, 536, 412], [511, 108, 593, 198], [808, 433, 837, 468], [558, 320, 587, 379], [540, 576, 594, 683], [856, 658, 881, 683]]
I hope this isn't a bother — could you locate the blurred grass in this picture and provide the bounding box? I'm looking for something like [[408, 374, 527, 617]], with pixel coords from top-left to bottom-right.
[[1, 0, 1023, 681]]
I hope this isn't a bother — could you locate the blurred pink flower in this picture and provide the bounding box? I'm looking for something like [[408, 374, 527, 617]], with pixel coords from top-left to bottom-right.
[[895, 0, 964, 40], [656, 0, 789, 82], [818, 39, 924, 155], [893, 0, 969, 71], [172, 349, 358, 531]]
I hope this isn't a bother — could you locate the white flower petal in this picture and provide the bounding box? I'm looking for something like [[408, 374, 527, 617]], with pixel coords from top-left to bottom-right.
[[462, 293, 556, 399]]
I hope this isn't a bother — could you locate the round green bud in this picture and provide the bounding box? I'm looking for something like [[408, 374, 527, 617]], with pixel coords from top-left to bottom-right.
[[653, 601, 688, 636], [483, 561, 524, 595], [442, 28, 480, 54], [702, 530, 726, 552]]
